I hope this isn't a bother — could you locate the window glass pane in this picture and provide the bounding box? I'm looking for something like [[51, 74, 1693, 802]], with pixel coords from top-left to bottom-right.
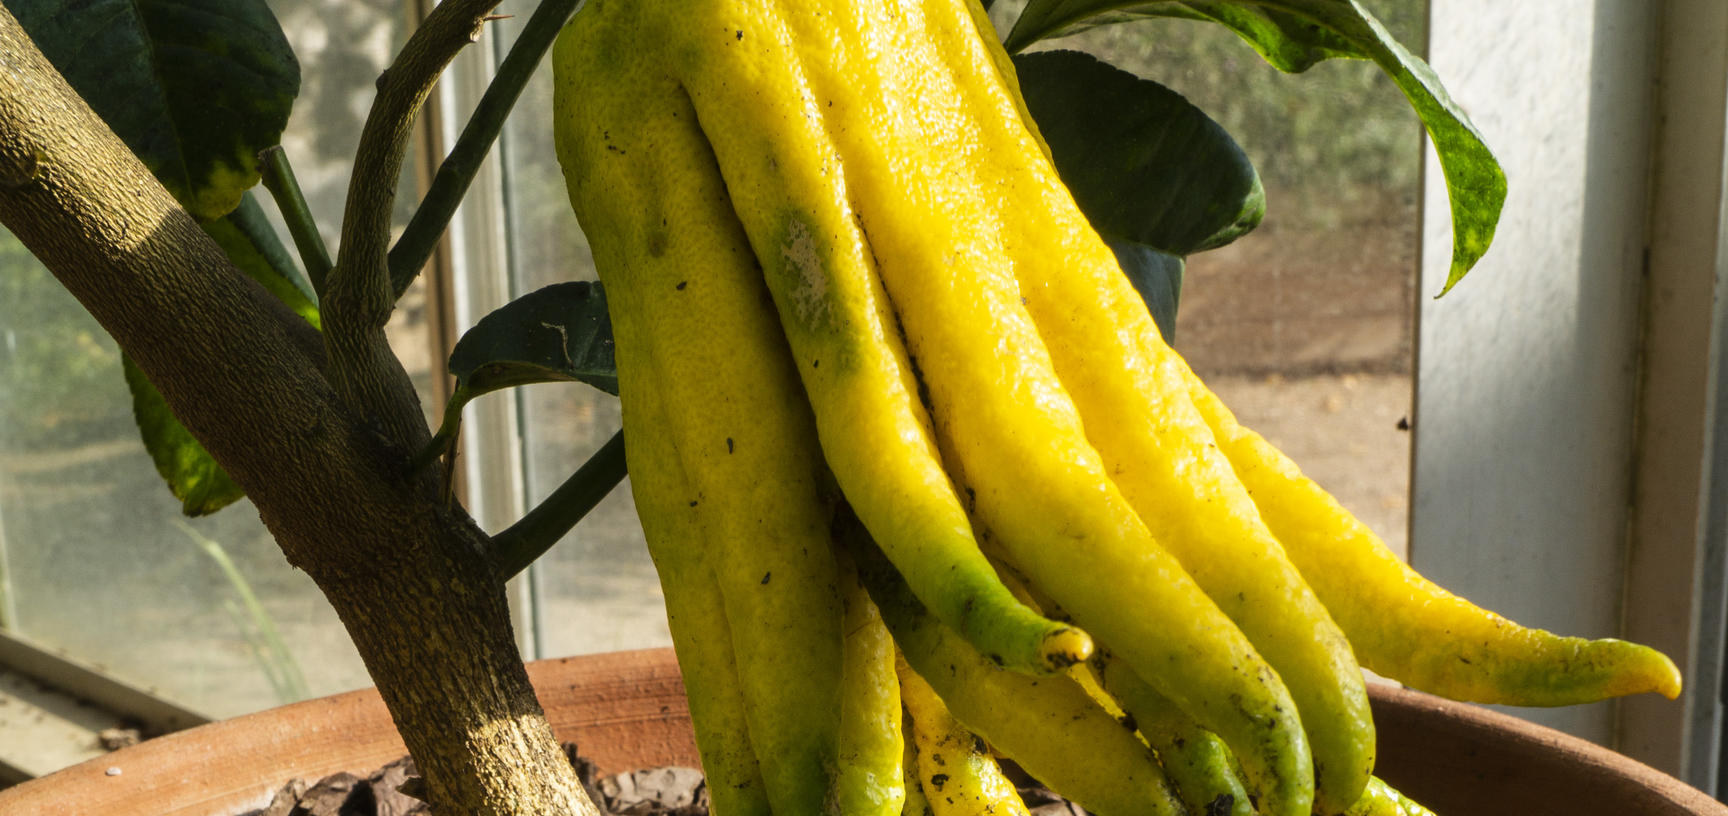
[[995, 0, 1425, 556], [492, 18, 669, 658], [0, 0, 433, 718], [0, 240, 369, 719]]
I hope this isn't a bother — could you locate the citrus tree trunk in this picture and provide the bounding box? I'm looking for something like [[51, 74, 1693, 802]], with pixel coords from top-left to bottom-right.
[[0, 7, 596, 815]]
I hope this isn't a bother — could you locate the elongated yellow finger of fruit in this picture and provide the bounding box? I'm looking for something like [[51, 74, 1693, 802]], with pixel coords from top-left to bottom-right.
[[837, 553, 907, 816], [900, 717, 938, 816], [570, 0, 1088, 678], [1001, 568, 1253, 816], [1094, 637, 1434, 816], [990, 562, 1255, 816], [1344, 777, 1436, 816], [848, 525, 1186, 816], [1094, 647, 1434, 816], [617, 380, 771, 816], [1180, 366, 1682, 705], [678, 1, 1310, 811], [1092, 651, 1254, 816], [897, 654, 1031, 816], [553, 16, 845, 812], [910, 2, 1373, 810]]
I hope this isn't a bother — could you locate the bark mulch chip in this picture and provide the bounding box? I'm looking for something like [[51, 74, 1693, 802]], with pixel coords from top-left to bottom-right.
[[239, 742, 1088, 815]]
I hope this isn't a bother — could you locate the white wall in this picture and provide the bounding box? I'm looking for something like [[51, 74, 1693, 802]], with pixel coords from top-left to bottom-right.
[[1413, 0, 1658, 744]]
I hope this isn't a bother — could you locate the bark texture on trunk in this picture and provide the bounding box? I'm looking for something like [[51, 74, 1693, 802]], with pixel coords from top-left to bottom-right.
[[0, 7, 596, 814]]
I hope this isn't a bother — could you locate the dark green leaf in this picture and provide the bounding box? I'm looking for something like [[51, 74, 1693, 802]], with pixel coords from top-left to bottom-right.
[[13, 1, 302, 516], [1005, 0, 1505, 291], [450, 281, 619, 401], [123, 357, 245, 517], [1010, 4, 1359, 71], [202, 192, 321, 329], [10, 0, 299, 220], [1016, 50, 1263, 255], [1169, 4, 1361, 71], [421, 282, 617, 471], [1109, 240, 1185, 343]]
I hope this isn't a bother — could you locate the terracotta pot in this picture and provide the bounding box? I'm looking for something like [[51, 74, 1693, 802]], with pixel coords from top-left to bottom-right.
[[0, 650, 699, 815], [0, 647, 1720, 815], [1370, 682, 1724, 815]]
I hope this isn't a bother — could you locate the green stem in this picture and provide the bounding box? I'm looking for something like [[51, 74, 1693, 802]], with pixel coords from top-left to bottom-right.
[[389, 0, 583, 299], [489, 429, 626, 581], [258, 146, 333, 296], [416, 386, 474, 472]]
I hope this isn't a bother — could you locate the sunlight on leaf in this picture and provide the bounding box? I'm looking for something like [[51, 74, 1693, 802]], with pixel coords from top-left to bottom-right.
[[424, 282, 619, 464], [124, 358, 245, 516], [1006, 0, 1505, 292], [10, 0, 299, 221]]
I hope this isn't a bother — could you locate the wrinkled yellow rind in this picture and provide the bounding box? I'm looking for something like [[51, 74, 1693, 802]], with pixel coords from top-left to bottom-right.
[[906, 0, 1374, 810], [837, 556, 908, 816], [899, 727, 938, 816], [654, 0, 1090, 680], [897, 655, 1032, 816], [553, 11, 845, 812], [614, 379, 773, 816], [1094, 652, 1257, 816], [855, 534, 1187, 816]]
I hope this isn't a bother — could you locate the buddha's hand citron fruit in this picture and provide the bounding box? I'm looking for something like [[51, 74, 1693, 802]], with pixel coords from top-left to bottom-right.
[[549, 2, 1681, 815]]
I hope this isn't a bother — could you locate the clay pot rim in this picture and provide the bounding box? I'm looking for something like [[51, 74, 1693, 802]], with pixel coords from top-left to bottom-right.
[[2, 647, 1721, 816], [1366, 679, 1723, 813], [0, 648, 699, 816]]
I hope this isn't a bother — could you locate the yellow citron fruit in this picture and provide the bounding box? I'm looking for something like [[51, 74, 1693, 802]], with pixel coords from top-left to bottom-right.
[[551, 0, 1683, 814], [896, 653, 1031, 816], [924, 0, 1375, 807], [553, 22, 847, 811], [617, 379, 772, 816], [836, 554, 907, 816], [555, 0, 1303, 812]]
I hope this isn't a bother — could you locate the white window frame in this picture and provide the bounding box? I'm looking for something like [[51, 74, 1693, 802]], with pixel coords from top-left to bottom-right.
[[1415, 0, 1728, 791]]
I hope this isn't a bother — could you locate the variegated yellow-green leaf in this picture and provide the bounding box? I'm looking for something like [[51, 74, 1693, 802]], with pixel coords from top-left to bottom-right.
[[10, 0, 299, 221]]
